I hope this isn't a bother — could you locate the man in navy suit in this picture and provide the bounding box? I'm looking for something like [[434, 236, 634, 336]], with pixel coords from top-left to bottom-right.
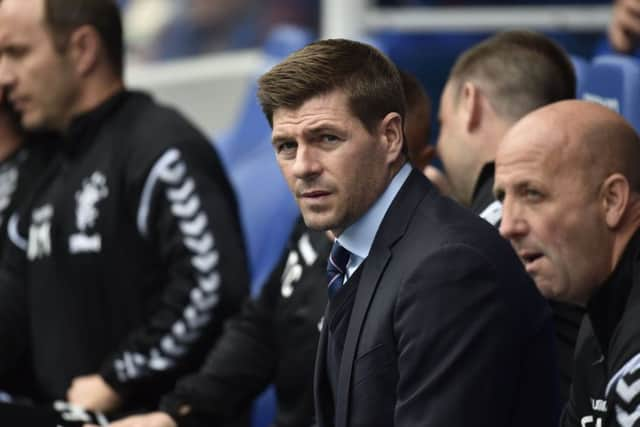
[[257, 38, 559, 427]]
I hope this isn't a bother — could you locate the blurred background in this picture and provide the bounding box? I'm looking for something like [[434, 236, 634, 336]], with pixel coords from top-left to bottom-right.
[[120, 0, 620, 145]]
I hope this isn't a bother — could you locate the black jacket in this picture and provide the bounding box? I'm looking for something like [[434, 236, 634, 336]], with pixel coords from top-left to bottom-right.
[[161, 219, 330, 427], [315, 170, 560, 427], [0, 138, 56, 260], [561, 230, 640, 427], [0, 91, 249, 409], [0, 137, 57, 395]]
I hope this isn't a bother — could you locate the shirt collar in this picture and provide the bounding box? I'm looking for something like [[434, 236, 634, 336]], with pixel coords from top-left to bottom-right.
[[63, 89, 129, 157], [337, 162, 411, 261]]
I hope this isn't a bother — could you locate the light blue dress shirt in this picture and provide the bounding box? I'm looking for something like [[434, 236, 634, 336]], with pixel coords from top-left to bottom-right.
[[337, 162, 411, 281]]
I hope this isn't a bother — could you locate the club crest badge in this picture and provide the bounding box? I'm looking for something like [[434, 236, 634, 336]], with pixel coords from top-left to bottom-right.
[[69, 171, 109, 254]]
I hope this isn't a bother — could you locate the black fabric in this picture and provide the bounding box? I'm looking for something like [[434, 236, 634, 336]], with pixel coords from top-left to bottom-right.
[[326, 266, 363, 403], [0, 90, 249, 412], [470, 161, 583, 405], [314, 169, 560, 427], [561, 230, 640, 427], [0, 401, 107, 427], [469, 162, 497, 217], [550, 300, 587, 405], [0, 137, 58, 398], [160, 219, 331, 427]]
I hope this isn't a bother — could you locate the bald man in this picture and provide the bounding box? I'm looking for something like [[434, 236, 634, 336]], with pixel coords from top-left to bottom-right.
[[494, 100, 640, 427]]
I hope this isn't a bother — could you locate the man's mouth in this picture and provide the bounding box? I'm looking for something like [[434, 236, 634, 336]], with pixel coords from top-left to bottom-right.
[[300, 190, 330, 199], [9, 96, 27, 111], [519, 251, 544, 270]]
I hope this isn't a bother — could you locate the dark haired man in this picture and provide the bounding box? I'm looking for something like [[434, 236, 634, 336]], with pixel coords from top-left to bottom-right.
[[90, 69, 435, 427], [433, 30, 584, 402], [399, 69, 433, 171], [0, 0, 248, 415], [436, 30, 576, 215], [257, 38, 560, 427]]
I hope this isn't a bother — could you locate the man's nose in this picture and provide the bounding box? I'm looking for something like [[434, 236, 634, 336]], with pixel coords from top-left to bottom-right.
[[0, 58, 16, 92], [499, 198, 528, 240], [292, 144, 322, 179]]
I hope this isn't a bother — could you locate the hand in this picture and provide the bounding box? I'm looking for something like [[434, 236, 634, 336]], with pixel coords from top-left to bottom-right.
[[83, 412, 177, 427], [609, 0, 640, 53], [67, 374, 122, 413]]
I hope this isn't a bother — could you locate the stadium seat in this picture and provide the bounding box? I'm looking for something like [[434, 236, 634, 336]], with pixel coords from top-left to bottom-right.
[[228, 141, 299, 296], [569, 54, 589, 98], [581, 54, 640, 132], [214, 25, 312, 296]]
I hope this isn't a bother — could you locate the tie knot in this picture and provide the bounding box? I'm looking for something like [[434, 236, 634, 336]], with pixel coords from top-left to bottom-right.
[[330, 242, 350, 272], [327, 242, 351, 298]]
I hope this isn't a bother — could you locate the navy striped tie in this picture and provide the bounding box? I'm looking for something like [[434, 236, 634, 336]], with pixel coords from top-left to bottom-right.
[[327, 242, 351, 298]]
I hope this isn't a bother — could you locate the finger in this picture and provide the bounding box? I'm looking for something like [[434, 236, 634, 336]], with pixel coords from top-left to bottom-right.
[[609, 24, 634, 52], [621, 0, 640, 18], [617, 7, 640, 34]]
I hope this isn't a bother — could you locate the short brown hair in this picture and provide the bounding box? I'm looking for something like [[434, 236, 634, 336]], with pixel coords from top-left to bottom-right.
[[450, 30, 575, 122], [44, 0, 124, 77], [257, 38, 405, 134]]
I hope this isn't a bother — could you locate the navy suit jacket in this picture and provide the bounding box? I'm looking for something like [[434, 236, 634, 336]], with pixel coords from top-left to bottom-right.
[[314, 170, 560, 427]]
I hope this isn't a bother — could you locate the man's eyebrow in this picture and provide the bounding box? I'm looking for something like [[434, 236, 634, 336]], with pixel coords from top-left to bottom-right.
[[303, 124, 348, 138], [306, 125, 339, 133], [271, 134, 292, 145]]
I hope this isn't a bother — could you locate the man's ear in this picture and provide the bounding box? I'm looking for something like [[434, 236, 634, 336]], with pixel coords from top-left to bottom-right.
[[460, 81, 482, 133], [601, 173, 630, 228], [379, 112, 404, 164], [67, 25, 100, 76]]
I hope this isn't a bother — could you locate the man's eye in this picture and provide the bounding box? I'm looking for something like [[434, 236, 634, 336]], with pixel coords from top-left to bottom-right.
[[321, 134, 339, 143], [524, 188, 543, 201], [277, 141, 297, 153], [4, 46, 27, 58]]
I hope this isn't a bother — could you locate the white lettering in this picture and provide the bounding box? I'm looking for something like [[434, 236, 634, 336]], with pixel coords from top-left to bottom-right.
[[581, 415, 603, 427], [27, 222, 51, 260], [591, 398, 608, 412], [32, 204, 53, 224], [69, 233, 102, 254], [281, 250, 303, 298]]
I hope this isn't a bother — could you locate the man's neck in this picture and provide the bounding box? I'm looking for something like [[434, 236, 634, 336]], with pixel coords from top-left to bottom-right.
[[62, 77, 124, 131]]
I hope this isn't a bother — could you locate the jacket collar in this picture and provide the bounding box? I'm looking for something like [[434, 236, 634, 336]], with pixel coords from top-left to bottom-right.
[[62, 89, 129, 157], [333, 169, 433, 427], [588, 228, 640, 356]]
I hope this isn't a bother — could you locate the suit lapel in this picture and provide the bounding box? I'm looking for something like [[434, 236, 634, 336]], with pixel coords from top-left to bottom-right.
[[314, 305, 334, 427], [333, 170, 429, 427]]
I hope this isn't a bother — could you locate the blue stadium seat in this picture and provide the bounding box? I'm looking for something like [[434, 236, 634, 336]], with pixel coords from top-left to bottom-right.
[[569, 54, 589, 98], [581, 54, 640, 132], [227, 141, 299, 295], [213, 26, 313, 427], [214, 25, 312, 295]]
